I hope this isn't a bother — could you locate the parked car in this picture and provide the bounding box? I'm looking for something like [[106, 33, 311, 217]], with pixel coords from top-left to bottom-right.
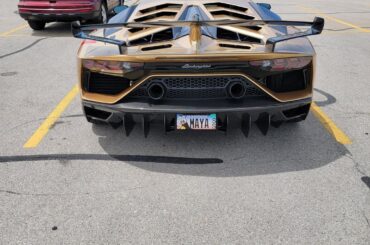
[[18, 0, 124, 30], [72, 0, 324, 137]]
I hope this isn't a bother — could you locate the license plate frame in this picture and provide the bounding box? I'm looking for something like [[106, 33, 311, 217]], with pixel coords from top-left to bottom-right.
[[176, 114, 217, 131]]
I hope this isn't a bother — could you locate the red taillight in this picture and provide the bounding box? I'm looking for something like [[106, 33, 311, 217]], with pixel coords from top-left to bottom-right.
[[249, 57, 312, 71], [82, 60, 144, 75]]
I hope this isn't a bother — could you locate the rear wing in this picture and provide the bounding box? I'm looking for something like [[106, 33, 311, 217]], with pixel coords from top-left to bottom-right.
[[71, 17, 324, 52]]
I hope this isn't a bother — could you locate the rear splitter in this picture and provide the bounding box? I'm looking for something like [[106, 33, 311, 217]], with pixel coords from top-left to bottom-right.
[[82, 98, 312, 137]]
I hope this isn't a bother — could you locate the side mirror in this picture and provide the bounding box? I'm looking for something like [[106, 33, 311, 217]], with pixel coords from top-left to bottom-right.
[[113, 5, 128, 14], [257, 3, 272, 10]]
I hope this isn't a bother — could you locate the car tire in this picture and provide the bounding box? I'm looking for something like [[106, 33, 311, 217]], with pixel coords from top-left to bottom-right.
[[96, 2, 108, 24], [28, 20, 46, 30]]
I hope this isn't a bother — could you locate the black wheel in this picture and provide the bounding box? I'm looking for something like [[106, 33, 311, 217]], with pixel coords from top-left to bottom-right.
[[95, 2, 108, 23], [28, 20, 46, 30]]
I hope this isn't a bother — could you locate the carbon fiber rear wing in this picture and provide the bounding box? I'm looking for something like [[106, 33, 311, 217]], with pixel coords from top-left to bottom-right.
[[71, 17, 324, 52]]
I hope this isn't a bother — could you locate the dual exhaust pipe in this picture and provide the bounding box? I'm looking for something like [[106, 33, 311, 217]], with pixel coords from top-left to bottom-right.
[[227, 81, 247, 99], [146, 81, 247, 100], [147, 82, 166, 101]]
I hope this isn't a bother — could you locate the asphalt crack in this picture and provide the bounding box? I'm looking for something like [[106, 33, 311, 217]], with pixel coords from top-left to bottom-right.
[[0, 38, 48, 59], [344, 154, 368, 177], [0, 114, 83, 136], [0, 186, 144, 197]]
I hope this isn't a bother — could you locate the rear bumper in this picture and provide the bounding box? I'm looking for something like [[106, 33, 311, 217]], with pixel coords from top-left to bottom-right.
[[20, 11, 100, 22], [18, 1, 100, 21], [82, 97, 312, 137]]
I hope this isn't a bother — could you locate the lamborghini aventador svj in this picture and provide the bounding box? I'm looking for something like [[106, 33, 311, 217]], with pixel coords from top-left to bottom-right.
[[72, 0, 325, 137]]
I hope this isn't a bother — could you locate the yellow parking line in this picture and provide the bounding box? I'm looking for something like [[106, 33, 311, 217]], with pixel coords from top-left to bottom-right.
[[0, 24, 28, 37], [299, 5, 370, 33], [24, 85, 79, 148], [311, 102, 352, 145]]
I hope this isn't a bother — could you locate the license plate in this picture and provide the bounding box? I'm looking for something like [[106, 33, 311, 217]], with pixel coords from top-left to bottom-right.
[[176, 114, 217, 130]]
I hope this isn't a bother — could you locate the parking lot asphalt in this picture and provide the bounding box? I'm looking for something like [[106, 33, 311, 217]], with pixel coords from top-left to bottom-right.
[[1, 0, 370, 244]]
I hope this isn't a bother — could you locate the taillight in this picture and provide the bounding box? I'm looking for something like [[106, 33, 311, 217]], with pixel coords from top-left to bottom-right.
[[82, 60, 144, 75], [249, 57, 312, 72]]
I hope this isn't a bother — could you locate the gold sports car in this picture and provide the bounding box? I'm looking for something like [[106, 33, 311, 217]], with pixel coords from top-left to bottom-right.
[[72, 0, 324, 137]]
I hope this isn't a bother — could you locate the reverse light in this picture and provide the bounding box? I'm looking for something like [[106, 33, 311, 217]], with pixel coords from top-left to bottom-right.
[[82, 60, 144, 75], [249, 57, 312, 72]]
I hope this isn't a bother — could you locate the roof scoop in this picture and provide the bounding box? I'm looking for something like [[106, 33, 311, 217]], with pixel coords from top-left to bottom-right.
[[189, 14, 202, 52]]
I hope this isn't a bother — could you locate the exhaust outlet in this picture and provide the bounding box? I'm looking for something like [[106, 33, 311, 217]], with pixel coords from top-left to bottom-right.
[[228, 81, 246, 99], [147, 82, 166, 100]]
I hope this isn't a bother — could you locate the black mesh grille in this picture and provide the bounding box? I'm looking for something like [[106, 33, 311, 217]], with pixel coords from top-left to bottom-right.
[[127, 76, 265, 100]]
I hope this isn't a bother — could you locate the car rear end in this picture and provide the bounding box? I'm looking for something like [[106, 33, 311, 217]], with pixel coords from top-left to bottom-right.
[[73, 1, 323, 137], [78, 52, 315, 136]]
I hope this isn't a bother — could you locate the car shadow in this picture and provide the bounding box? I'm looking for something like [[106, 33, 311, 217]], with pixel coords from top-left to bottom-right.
[[31, 22, 74, 38], [93, 113, 348, 177]]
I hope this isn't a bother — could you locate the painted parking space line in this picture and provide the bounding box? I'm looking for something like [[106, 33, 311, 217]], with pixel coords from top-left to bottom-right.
[[299, 5, 370, 33], [311, 102, 352, 145], [24, 85, 79, 149], [0, 24, 28, 37]]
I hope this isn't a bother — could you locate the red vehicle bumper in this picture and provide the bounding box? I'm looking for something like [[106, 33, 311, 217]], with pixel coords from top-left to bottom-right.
[[18, 0, 100, 22]]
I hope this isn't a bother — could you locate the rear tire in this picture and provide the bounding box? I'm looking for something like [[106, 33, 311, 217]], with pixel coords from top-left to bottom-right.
[[28, 20, 46, 30]]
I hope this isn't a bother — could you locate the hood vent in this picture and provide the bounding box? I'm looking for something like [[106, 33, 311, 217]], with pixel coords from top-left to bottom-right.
[[129, 4, 182, 44], [210, 10, 254, 20], [128, 27, 145, 33], [129, 28, 173, 46], [134, 11, 177, 22], [219, 43, 251, 49], [139, 3, 182, 14], [205, 2, 261, 32], [142, 44, 172, 51], [204, 2, 248, 13], [217, 28, 261, 44], [126, 2, 264, 50]]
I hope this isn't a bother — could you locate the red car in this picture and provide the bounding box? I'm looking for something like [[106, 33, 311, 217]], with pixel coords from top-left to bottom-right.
[[18, 0, 124, 30]]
